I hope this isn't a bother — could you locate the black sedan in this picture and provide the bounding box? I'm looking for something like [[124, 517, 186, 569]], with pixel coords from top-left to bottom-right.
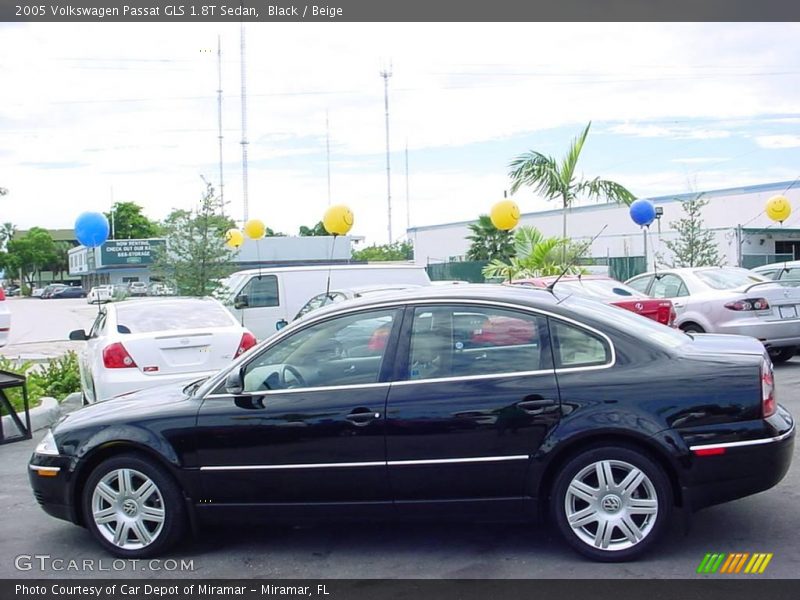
[[51, 286, 86, 299], [28, 285, 794, 561]]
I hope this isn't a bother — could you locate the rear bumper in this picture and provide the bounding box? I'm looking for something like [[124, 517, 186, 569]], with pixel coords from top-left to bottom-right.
[[716, 318, 800, 348], [682, 410, 794, 511]]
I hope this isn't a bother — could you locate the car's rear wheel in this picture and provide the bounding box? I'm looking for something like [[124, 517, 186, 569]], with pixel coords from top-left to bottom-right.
[[82, 454, 185, 558], [680, 323, 705, 334], [768, 346, 796, 364], [551, 446, 672, 561]]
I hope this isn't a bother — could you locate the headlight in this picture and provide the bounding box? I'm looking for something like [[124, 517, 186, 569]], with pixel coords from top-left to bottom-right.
[[34, 430, 60, 456]]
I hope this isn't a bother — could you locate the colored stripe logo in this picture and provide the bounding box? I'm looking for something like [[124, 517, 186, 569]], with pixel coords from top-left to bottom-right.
[[697, 553, 773, 574]]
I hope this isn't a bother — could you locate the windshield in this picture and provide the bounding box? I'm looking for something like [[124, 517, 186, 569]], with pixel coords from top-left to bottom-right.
[[694, 268, 768, 290], [560, 294, 688, 349], [555, 279, 645, 300]]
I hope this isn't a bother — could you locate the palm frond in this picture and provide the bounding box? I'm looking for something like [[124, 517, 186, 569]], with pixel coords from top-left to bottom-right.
[[559, 122, 591, 192], [575, 177, 636, 206], [508, 152, 561, 198]]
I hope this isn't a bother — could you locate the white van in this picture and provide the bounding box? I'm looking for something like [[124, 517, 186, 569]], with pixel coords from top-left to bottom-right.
[[218, 264, 431, 340]]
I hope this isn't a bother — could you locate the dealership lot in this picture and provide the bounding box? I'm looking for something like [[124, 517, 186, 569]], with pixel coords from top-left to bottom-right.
[[0, 296, 799, 578]]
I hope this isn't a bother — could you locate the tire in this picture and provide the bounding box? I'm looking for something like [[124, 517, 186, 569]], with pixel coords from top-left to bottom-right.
[[82, 453, 185, 558], [680, 323, 705, 334], [768, 346, 796, 365], [550, 445, 672, 562]]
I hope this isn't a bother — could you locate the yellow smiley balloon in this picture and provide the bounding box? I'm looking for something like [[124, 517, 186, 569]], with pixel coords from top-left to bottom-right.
[[225, 228, 244, 248], [490, 199, 520, 231], [323, 204, 354, 236], [244, 219, 266, 240], [766, 195, 792, 223]]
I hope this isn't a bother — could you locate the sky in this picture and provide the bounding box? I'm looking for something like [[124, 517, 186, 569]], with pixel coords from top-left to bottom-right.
[[2, 22, 800, 245]]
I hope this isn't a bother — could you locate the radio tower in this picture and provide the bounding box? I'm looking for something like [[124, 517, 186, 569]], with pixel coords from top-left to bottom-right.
[[380, 63, 393, 243], [239, 22, 250, 222], [216, 35, 225, 210]]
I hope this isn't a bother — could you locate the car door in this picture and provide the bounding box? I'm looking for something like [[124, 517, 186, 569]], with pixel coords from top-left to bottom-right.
[[234, 274, 282, 336], [82, 311, 108, 402], [384, 303, 560, 512], [649, 274, 690, 316], [195, 307, 402, 514]]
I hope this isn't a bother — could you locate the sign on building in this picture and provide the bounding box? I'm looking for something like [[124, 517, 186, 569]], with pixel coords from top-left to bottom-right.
[[100, 239, 165, 266]]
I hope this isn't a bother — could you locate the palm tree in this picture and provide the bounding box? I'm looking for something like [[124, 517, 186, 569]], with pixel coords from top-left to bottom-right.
[[482, 226, 584, 280], [465, 215, 515, 261], [509, 122, 635, 260], [0, 222, 16, 251]]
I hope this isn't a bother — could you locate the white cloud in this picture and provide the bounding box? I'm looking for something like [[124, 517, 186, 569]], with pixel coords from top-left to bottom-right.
[[671, 157, 731, 164], [755, 135, 800, 149]]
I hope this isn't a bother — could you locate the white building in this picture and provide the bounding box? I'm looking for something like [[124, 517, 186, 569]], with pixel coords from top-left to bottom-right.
[[409, 181, 800, 273]]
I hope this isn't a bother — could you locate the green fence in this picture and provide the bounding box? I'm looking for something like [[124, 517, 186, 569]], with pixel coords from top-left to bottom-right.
[[426, 261, 489, 283], [741, 254, 794, 269], [608, 256, 647, 281]]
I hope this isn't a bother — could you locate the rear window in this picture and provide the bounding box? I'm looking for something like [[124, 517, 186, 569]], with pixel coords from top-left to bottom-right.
[[694, 268, 767, 290], [115, 300, 235, 334]]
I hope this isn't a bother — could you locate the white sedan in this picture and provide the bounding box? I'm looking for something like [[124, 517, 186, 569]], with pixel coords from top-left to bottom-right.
[[626, 266, 800, 363], [70, 297, 257, 403], [87, 285, 113, 304], [0, 288, 10, 347]]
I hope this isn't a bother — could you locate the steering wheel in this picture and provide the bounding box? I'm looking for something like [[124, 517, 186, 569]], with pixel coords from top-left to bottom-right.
[[279, 364, 307, 389]]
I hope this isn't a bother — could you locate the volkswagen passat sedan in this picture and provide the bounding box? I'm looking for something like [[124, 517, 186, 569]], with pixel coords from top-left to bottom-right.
[[30, 286, 794, 561]]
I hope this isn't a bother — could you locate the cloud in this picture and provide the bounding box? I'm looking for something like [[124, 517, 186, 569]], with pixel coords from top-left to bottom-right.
[[755, 135, 800, 149], [608, 123, 732, 140], [671, 157, 731, 164]]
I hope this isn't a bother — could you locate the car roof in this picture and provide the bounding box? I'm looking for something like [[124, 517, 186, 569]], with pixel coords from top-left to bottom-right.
[[232, 264, 424, 276], [752, 260, 800, 270]]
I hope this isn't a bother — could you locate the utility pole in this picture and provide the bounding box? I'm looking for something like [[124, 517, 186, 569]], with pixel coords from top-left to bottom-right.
[[380, 63, 393, 243], [326, 110, 332, 205], [405, 140, 410, 233], [217, 34, 225, 210], [240, 22, 250, 222]]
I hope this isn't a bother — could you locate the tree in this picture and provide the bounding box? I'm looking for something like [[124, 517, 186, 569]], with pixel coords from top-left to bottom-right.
[[105, 201, 159, 239], [152, 183, 235, 296], [509, 122, 635, 260], [465, 215, 516, 261], [0, 222, 17, 252], [352, 241, 413, 262], [0, 227, 57, 286], [482, 226, 584, 280], [47, 241, 72, 280], [662, 194, 723, 268], [299, 221, 327, 236]]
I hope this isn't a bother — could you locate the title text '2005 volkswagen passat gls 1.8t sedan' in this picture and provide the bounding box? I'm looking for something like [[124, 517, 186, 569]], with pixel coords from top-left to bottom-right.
[[28, 285, 794, 561]]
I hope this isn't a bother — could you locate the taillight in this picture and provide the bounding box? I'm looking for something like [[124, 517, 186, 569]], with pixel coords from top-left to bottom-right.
[[234, 332, 257, 358], [102, 342, 137, 369], [761, 357, 776, 417], [656, 302, 675, 326], [724, 297, 770, 311], [0, 288, 5, 300]]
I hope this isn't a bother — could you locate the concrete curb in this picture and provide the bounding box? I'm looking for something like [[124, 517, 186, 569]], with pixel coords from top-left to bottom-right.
[[1, 391, 82, 436]]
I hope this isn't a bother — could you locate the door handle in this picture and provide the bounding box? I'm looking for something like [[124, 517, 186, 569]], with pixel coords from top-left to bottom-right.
[[516, 398, 557, 413], [346, 408, 381, 426]]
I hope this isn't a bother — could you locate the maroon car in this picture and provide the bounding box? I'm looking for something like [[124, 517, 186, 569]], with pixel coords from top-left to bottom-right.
[[511, 276, 676, 326]]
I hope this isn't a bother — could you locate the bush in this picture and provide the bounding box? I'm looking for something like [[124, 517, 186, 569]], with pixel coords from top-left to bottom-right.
[[0, 352, 81, 413]]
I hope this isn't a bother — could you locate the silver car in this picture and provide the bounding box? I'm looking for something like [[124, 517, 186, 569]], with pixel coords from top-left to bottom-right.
[[626, 267, 800, 363], [752, 260, 800, 282]]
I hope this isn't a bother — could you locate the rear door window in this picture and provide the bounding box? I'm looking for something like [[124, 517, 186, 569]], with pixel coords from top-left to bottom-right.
[[242, 275, 279, 308]]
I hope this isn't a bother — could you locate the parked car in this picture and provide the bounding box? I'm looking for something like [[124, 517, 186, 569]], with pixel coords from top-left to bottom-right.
[[51, 286, 86, 299], [128, 282, 148, 297], [751, 259, 800, 282], [4, 285, 21, 297], [511, 276, 676, 326], [68, 297, 257, 404], [40, 284, 67, 299], [0, 287, 10, 347], [219, 264, 431, 339], [32, 285, 793, 560], [31, 287, 44, 298], [87, 285, 114, 304], [294, 284, 422, 320], [626, 267, 800, 363]]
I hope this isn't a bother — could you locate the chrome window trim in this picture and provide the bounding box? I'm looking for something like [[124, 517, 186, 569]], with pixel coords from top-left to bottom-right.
[[200, 454, 530, 471], [391, 369, 555, 387], [29, 465, 61, 473], [689, 423, 794, 451], [204, 381, 391, 399], [199, 297, 617, 399]]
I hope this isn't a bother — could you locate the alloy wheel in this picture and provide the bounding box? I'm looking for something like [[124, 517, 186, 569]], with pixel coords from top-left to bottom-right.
[[564, 459, 658, 552]]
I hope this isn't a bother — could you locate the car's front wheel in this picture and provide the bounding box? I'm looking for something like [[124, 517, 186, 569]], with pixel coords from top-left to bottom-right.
[[82, 453, 185, 558], [768, 346, 796, 364], [551, 446, 672, 561]]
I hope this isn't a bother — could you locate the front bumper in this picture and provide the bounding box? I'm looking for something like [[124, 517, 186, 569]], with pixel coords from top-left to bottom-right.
[[28, 454, 80, 524], [682, 408, 794, 511]]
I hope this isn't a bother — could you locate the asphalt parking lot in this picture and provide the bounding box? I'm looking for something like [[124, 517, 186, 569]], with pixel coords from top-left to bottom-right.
[[1, 298, 799, 579]]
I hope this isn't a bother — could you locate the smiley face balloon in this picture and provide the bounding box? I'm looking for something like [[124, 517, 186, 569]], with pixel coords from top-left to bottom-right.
[[225, 228, 244, 248], [766, 195, 792, 223], [323, 204, 354, 236], [490, 199, 520, 231]]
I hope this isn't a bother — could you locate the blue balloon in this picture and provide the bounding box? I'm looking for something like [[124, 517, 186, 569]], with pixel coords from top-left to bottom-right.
[[75, 212, 110, 247], [629, 199, 656, 227]]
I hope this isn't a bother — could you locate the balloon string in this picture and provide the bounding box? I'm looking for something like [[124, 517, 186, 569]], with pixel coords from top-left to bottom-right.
[[325, 235, 337, 299]]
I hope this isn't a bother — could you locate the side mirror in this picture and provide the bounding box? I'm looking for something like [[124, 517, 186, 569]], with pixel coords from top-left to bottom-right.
[[225, 369, 245, 396], [68, 329, 88, 341], [234, 294, 249, 310], [276, 319, 288, 331]]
